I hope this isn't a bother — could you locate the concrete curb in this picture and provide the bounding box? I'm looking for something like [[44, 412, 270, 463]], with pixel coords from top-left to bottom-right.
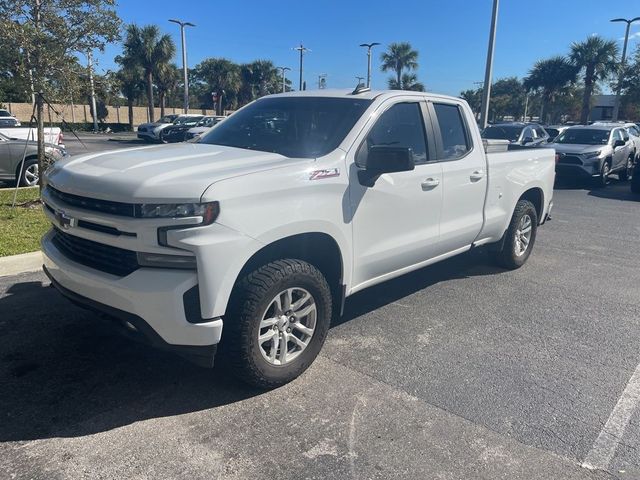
[[0, 251, 42, 277]]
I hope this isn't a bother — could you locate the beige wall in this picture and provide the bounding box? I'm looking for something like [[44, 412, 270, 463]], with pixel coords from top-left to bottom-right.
[[2, 102, 216, 127]]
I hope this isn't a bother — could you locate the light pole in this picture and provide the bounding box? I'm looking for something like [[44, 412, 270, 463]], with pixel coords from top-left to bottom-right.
[[359, 42, 380, 88], [318, 73, 327, 89], [611, 17, 640, 121], [169, 19, 195, 114], [277, 66, 291, 93], [293, 43, 310, 90], [87, 51, 98, 133], [355, 75, 365, 87], [479, 0, 499, 129]]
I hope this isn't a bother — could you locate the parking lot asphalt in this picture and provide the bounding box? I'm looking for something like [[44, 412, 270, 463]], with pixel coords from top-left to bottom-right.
[[1, 136, 639, 479]]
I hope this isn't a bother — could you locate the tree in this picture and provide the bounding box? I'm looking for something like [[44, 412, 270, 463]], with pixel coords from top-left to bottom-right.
[[114, 64, 145, 130], [490, 77, 526, 121], [570, 36, 619, 123], [380, 42, 419, 89], [1, 0, 120, 185], [120, 24, 175, 122], [155, 63, 179, 118], [238, 60, 280, 105], [387, 73, 425, 91], [192, 58, 241, 114], [524, 56, 577, 124], [619, 44, 640, 118], [460, 88, 482, 116]]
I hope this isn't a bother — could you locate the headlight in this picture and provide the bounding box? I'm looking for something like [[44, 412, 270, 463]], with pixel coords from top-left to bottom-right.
[[136, 202, 219, 224], [583, 151, 602, 159]]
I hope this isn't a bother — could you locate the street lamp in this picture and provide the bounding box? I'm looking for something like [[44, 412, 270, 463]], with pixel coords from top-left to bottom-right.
[[277, 66, 291, 93], [359, 42, 380, 88], [479, 0, 499, 129], [610, 17, 640, 121], [169, 19, 195, 114]]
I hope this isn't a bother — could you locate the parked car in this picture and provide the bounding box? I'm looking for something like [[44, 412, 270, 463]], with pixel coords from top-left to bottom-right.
[[184, 116, 226, 140], [161, 115, 205, 143], [544, 125, 569, 142], [0, 132, 67, 186], [0, 109, 21, 126], [593, 122, 640, 162], [41, 89, 555, 388], [136, 114, 179, 142], [0, 126, 64, 147], [552, 125, 634, 186], [482, 122, 550, 146]]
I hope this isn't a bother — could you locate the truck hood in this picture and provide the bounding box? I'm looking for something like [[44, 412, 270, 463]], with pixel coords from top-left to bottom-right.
[[45, 143, 304, 203], [551, 143, 608, 155]]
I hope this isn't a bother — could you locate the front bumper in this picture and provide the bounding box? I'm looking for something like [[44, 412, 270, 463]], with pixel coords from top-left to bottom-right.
[[42, 230, 223, 350], [137, 131, 158, 141], [555, 162, 599, 179]]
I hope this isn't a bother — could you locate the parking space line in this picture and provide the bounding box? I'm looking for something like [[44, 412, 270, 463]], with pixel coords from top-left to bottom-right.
[[582, 361, 640, 472]]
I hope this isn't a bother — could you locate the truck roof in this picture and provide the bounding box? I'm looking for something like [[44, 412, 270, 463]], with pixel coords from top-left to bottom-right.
[[266, 88, 463, 104]]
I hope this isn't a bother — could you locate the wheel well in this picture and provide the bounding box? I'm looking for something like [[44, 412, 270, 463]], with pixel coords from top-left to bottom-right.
[[235, 232, 344, 300], [519, 188, 543, 220]]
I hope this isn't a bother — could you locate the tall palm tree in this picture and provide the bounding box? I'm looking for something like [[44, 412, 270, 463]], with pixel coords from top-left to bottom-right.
[[155, 63, 179, 117], [192, 58, 241, 114], [239, 60, 280, 105], [380, 42, 419, 88], [120, 24, 175, 122], [523, 56, 577, 123], [570, 36, 619, 123], [387, 73, 425, 91], [114, 63, 145, 131]]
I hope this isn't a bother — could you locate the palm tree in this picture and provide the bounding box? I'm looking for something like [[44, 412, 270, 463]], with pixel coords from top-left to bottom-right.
[[380, 42, 419, 89], [239, 60, 280, 105], [570, 36, 619, 123], [120, 24, 175, 122], [192, 58, 241, 114], [155, 63, 179, 118], [387, 73, 425, 91], [114, 64, 145, 131], [523, 56, 577, 123]]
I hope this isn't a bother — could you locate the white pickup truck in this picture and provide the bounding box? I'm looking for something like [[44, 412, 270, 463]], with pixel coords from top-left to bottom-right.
[[0, 126, 64, 147], [41, 89, 555, 387]]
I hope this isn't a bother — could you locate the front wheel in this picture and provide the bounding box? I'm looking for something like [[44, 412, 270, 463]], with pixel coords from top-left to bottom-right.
[[593, 160, 610, 188], [17, 158, 39, 187], [220, 259, 332, 389], [491, 199, 538, 270]]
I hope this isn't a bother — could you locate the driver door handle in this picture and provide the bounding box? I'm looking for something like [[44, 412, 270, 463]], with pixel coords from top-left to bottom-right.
[[470, 170, 485, 181], [421, 177, 440, 189]]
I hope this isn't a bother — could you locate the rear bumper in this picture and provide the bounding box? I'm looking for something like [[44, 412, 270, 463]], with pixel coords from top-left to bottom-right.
[[42, 230, 223, 351]]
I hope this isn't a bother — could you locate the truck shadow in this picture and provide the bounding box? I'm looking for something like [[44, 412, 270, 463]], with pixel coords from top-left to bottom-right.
[[0, 249, 502, 442]]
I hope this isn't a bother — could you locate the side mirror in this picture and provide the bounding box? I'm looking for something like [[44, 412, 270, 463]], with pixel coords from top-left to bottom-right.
[[522, 137, 534, 144], [358, 145, 415, 186], [614, 139, 626, 148]]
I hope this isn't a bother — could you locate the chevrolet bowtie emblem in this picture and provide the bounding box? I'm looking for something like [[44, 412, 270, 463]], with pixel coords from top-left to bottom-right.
[[54, 210, 76, 230]]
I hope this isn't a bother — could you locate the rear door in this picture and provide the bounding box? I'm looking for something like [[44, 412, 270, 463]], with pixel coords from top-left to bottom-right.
[[0, 136, 11, 177], [429, 101, 486, 252]]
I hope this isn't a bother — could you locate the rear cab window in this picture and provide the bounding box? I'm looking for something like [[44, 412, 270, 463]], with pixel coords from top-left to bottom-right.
[[431, 103, 471, 160]]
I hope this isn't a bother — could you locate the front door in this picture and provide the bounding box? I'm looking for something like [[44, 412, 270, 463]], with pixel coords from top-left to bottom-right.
[[349, 100, 443, 289]]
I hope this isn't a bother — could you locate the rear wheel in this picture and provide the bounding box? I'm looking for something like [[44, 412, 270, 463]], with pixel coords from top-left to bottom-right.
[[491, 199, 538, 270], [17, 158, 39, 187], [220, 259, 332, 389], [619, 155, 634, 182]]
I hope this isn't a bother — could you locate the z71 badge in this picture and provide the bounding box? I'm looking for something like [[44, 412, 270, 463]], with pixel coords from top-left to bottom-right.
[[309, 168, 340, 180]]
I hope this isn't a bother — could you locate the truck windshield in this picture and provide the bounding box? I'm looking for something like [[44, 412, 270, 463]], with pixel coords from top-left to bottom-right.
[[554, 129, 609, 145], [481, 125, 522, 142], [199, 97, 372, 158]]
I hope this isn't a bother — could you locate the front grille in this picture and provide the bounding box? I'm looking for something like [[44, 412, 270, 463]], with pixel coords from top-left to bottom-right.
[[558, 155, 583, 165], [52, 228, 139, 277], [47, 186, 136, 217]]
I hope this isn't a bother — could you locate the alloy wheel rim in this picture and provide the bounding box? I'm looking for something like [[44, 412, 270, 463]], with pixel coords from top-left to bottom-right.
[[24, 164, 39, 186], [258, 287, 317, 366], [514, 214, 532, 257]]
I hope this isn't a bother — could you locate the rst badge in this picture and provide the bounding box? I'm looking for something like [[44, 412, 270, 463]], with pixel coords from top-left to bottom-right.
[[54, 210, 76, 230]]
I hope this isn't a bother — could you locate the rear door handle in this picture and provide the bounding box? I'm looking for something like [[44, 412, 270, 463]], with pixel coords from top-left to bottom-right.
[[421, 178, 440, 189], [470, 170, 485, 181]]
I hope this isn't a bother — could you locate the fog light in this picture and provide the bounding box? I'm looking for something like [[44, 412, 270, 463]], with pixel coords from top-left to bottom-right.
[[136, 252, 197, 269]]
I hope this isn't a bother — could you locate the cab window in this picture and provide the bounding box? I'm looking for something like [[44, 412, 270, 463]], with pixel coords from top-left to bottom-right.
[[432, 103, 471, 160]]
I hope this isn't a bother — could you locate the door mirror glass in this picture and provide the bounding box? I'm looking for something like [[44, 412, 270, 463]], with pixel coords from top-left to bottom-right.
[[614, 139, 626, 148]]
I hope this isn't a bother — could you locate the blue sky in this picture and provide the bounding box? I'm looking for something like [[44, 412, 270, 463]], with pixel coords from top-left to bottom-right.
[[94, 0, 640, 96]]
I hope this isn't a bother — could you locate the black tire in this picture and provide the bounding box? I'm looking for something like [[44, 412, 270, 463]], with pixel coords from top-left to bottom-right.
[[619, 156, 633, 182], [17, 158, 39, 187], [631, 165, 640, 194], [491, 199, 538, 270], [220, 259, 332, 389], [593, 160, 610, 188]]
